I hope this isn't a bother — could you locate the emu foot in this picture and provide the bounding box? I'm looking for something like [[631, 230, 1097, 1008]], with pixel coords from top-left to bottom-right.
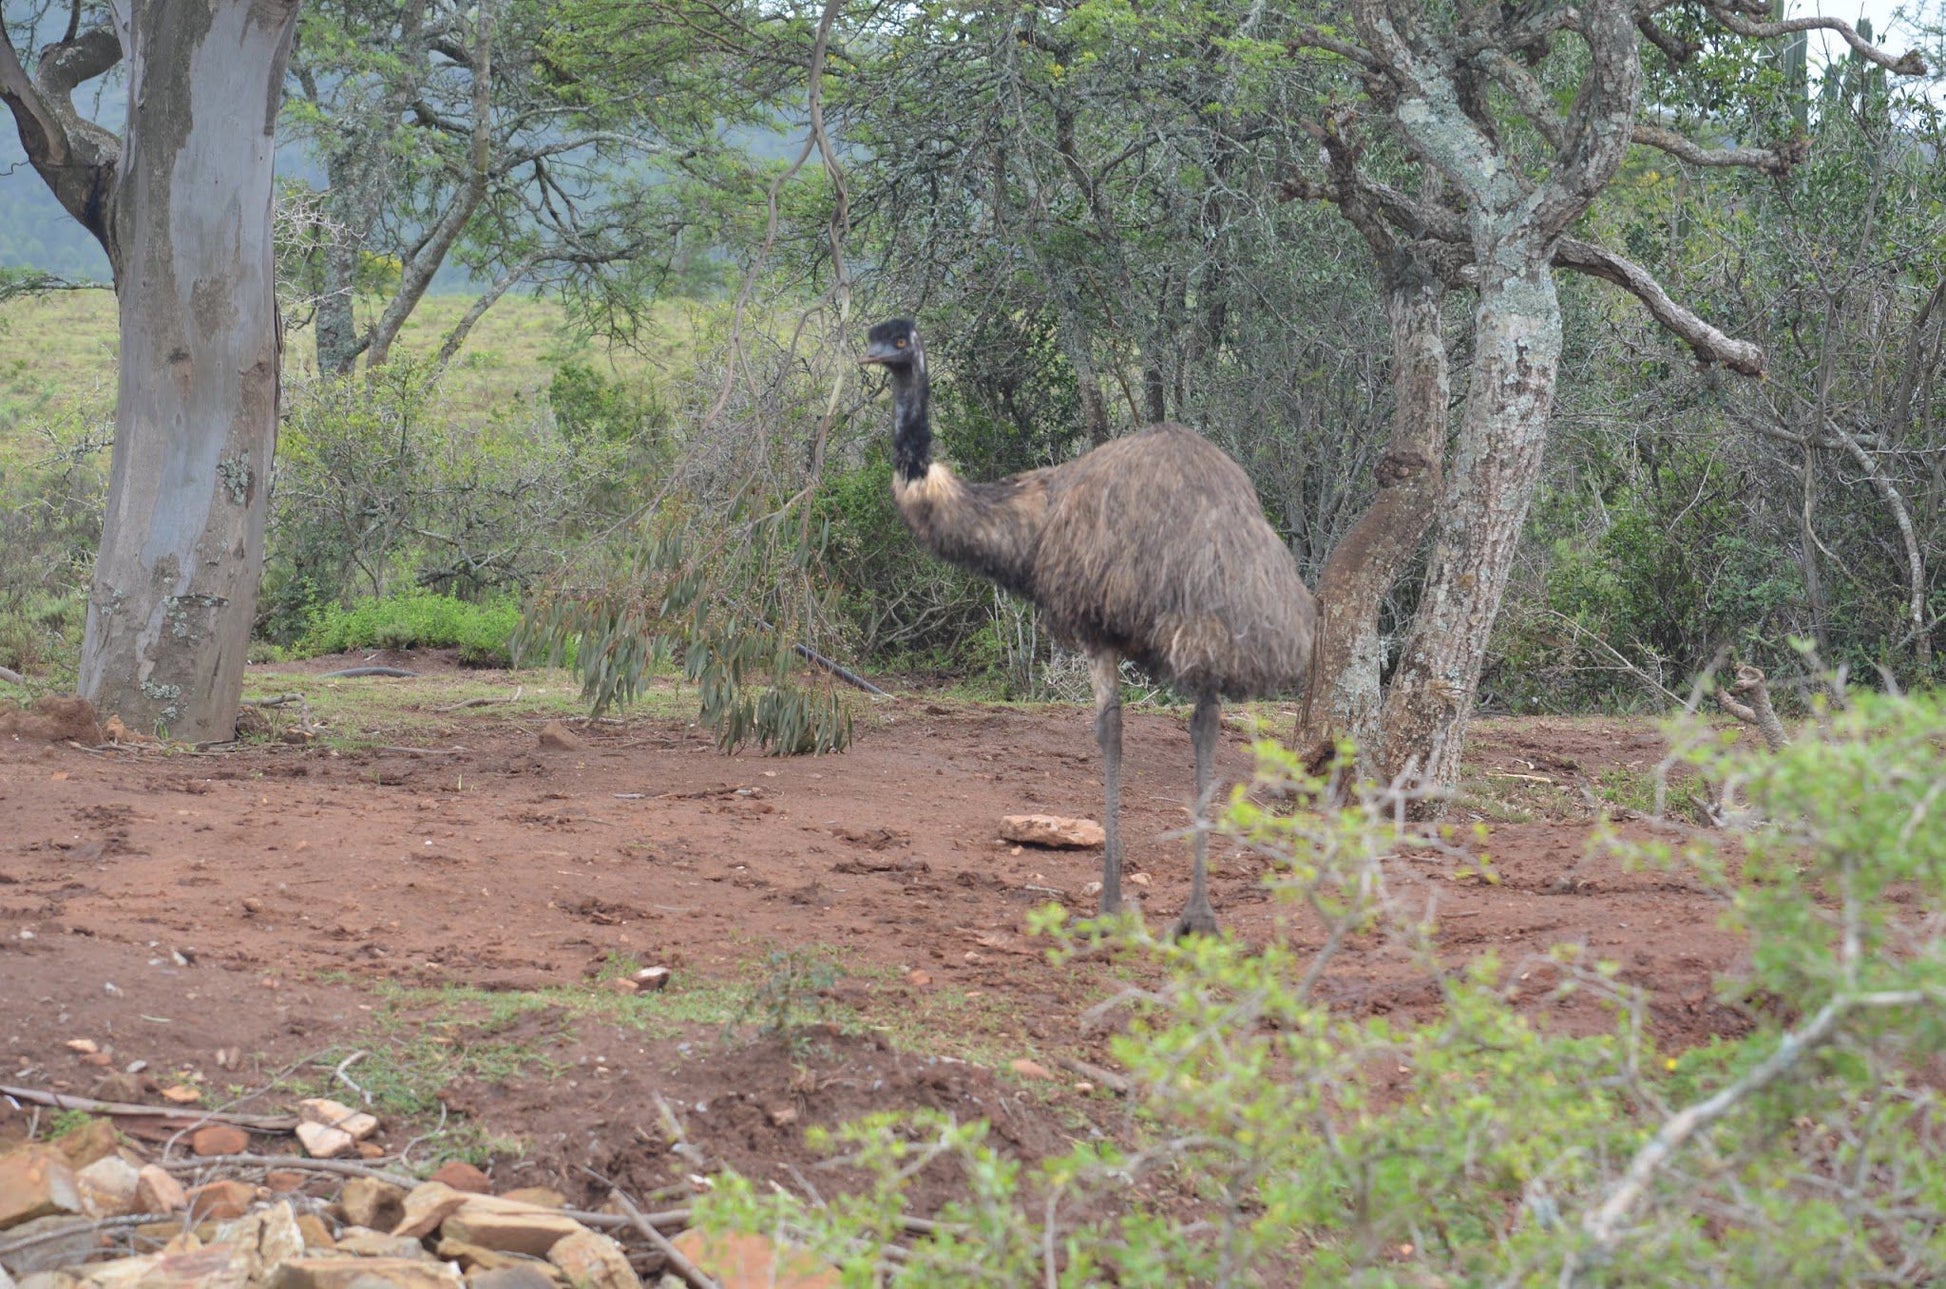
[[1171, 905, 1220, 940]]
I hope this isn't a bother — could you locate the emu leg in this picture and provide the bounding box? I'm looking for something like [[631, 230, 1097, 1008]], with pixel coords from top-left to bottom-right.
[[1090, 651, 1125, 916], [1174, 690, 1221, 939]]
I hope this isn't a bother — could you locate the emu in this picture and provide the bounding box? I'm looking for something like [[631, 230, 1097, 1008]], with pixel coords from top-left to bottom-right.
[[859, 318, 1316, 936]]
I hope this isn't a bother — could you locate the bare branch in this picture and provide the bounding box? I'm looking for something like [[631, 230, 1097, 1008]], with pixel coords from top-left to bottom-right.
[[1704, 5, 1927, 76], [1553, 238, 1765, 375], [1631, 122, 1808, 176], [1478, 47, 1566, 150]]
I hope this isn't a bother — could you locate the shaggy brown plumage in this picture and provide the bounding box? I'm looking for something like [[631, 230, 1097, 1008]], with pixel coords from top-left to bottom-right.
[[861, 318, 1316, 936]]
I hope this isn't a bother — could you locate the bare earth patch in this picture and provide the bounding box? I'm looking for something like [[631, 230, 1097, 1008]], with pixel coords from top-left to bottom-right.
[[0, 658, 1749, 1197]]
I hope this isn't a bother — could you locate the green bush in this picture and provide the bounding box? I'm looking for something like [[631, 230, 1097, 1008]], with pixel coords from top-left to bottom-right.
[[689, 695, 1946, 1284], [295, 590, 527, 667]]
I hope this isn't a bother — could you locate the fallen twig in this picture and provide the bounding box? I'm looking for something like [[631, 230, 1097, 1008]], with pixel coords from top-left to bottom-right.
[[372, 745, 466, 757], [157, 1153, 418, 1188], [1051, 1055, 1132, 1096], [333, 1051, 372, 1106], [0, 1085, 298, 1131], [437, 686, 522, 713], [593, 1176, 720, 1289], [0, 1212, 177, 1261], [317, 666, 419, 679], [0, 665, 25, 686], [792, 641, 891, 698], [243, 694, 305, 708]]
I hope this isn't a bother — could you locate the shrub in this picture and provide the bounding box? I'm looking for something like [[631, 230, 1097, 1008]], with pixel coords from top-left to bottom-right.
[[295, 590, 527, 667], [688, 695, 1946, 1283]]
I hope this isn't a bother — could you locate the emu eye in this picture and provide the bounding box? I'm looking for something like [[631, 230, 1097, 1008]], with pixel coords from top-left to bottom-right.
[[895, 338, 908, 348]]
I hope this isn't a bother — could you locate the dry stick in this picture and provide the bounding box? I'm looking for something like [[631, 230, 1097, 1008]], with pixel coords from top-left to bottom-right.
[[316, 666, 419, 679], [0, 1085, 298, 1131], [373, 745, 466, 757], [0, 1213, 177, 1261], [243, 693, 305, 707], [436, 685, 522, 713], [1576, 988, 1929, 1274], [582, 1170, 720, 1289], [156, 1153, 418, 1189], [0, 664, 27, 685]]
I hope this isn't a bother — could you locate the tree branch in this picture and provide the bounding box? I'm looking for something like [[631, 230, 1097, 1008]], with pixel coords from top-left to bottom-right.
[[1704, 5, 1927, 76], [1631, 122, 1808, 176], [1552, 238, 1765, 375]]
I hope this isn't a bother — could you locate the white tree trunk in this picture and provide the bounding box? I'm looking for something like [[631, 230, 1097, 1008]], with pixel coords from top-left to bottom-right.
[[76, 1, 300, 741]]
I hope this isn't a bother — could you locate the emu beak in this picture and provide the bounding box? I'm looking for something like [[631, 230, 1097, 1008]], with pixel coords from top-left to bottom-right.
[[858, 347, 891, 366]]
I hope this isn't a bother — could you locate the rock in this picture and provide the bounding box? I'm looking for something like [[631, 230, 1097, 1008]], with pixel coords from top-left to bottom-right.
[[217, 1201, 306, 1280], [632, 967, 670, 992], [52, 1120, 118, 1169], [135, 1168, 185, 1222], [0, 1215, 96, 1275], [331, 1230, 429, 1260], [63, 1040, 98, 1056], [391, 1184, 472, 1240], [0, 696, 101, 744], [339, 1179, 407, 1232], [546, 1229, 639, 1289], [356, 1145, 386, 1161], [427, 1163, 491, 1195], [264, 1172, 308, 1194], [765, 1105, 798, 1128], [438, 1209, 586, 1258], [295, 1123, 355, 1160], [74, 1155, 141, 1219], [537, 722, 580, 752], [267, 1257, 463, 1288], [496, 1189, 565, 1210], [191, 1125, 250, 1157], [599, 978, 637, 995], [464, 1269, 559, 1289], [157, 1086, 200, 1106], [294, 1213, 335, 1250], [0, 1146, 82, 1231], [185, 1179, 256, 1222], [1009, 1058, 1053, 1081], [998, 814, 1105, 849], [88, 1075, 145, 1104], [68, 1244, 252, 1289], [298, 1099, 380, 1142], [667, 1230, 838, 1289], [904, 969, 931, 987]]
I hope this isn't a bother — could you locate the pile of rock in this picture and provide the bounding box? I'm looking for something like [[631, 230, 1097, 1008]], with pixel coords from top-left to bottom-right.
[[0, 1126, 836, 1289]]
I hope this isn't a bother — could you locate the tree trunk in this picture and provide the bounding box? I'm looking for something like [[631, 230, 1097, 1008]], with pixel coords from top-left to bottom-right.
[[1294, 259, 1448, 772], [314, 149, 365, 376], [75, 1, 300, 742], [1378, 249, 1563, 790]]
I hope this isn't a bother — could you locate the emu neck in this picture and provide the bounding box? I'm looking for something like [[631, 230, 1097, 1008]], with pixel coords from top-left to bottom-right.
[[890, 364, 932, 484]]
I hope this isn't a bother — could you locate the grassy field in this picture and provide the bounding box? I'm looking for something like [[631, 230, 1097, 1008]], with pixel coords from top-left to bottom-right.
[[0, 289, 700, 449]]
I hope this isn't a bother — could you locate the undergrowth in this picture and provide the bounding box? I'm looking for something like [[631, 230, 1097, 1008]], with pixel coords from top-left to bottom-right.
[[295, 589, 529, 666]]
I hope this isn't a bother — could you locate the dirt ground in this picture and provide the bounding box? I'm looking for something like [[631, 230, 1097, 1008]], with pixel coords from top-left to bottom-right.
[[0, 654, 1751, 1208]]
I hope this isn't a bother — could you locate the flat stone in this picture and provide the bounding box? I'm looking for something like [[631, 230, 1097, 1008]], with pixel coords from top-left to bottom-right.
[[69, 1243, 252, 1289], [546, 1229, 639, 1289], [0, 1146, 82, 1231], [464, 1269, 560, 1289], [52, 1121, 119, 1170], [339, 1179, 407, 1232], [537, 722, 580, 752], [0, 1215, 96, 1275], [391, 1183, 471, 1240], [135, 1167, 186, 1214], [267, 1256, 464, 1289], [191, 1125, 250, 1158], [632, 967, 670, 991], [297, 1100, 379, 1142], [438, 1209, 587, 1259], [1009, 1058, 1053, 1081], [332, 1230, 430, 1260], [296, 1123, 355, 1160], [264, 1172, 308, 1194], [426, 1163, 490, 1195], [496, 1189, 565, 1211], [216, 1201, 307, 1280], [87, 1075, 144, 1105], [667, 1230, 838, 1289], [74, 1155, 141, 1219], [998, 814, 1105, 849], [185, 1179, 257, 1223], [294, 1213, 335, 1250]]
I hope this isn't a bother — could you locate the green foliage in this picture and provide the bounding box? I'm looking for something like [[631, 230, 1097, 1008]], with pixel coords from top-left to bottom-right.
[[0, 401, 106, 681], [548, 361, 670, 447], [688, 698, 1946, 1283], [263, 358, 628, 643], [730, 947, 843, 1046], [295, 589, 527, 667], [516, 520, 853, 755]]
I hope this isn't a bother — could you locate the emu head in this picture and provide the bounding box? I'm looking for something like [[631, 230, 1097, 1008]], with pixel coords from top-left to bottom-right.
[[859, 318, 924, 373]]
